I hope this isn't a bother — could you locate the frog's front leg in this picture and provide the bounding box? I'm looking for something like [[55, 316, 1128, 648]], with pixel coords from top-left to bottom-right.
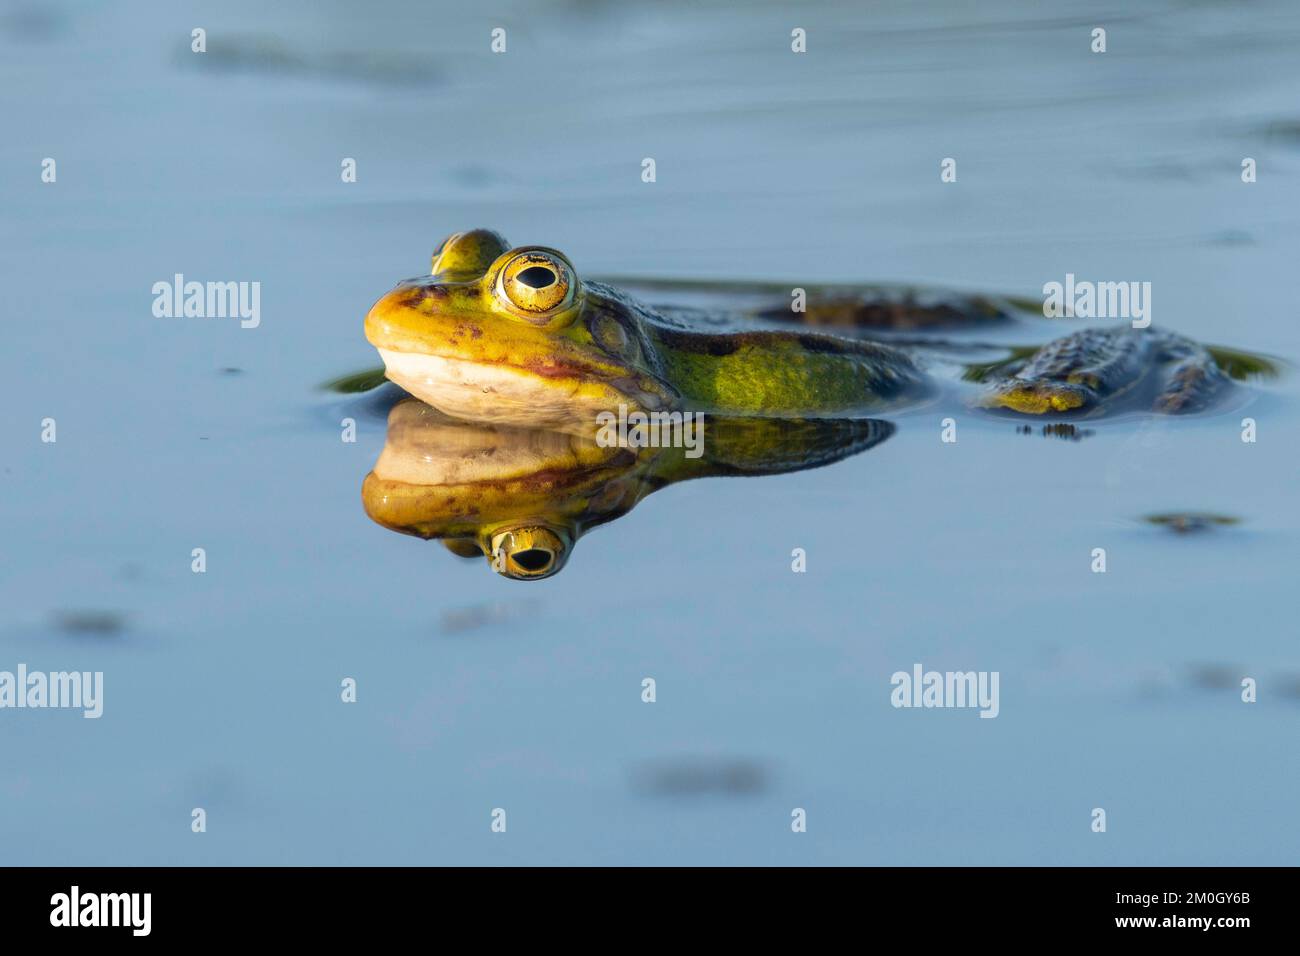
[[1151, 333, 1229, 413], [973, 327, 1149, 415], [975, 327, 1232, 416]]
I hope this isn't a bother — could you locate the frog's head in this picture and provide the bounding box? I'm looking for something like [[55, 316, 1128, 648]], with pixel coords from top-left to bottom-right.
[[365, 229, 678, 432]]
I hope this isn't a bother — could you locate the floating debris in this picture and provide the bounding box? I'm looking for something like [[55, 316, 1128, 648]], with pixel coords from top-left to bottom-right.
[[1187, 663, 1243, 691], [632, 758, 767, 797], [178, 34, 440, 88], [1274, 674, 1300, 700], [0, 5, 65, 41], [1016, 422, 1094, 441], [440, 600, 540, 635], [52, 610, 125, 636], [1144, 513, 1240, 534]]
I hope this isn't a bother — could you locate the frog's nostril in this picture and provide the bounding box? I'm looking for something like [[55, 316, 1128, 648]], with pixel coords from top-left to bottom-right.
[[510, 548, 553, 573], [516, 266, 556, 289]]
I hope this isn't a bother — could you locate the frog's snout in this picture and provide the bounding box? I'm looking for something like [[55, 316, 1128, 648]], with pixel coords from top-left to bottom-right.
[[980, 379, 1093, 415], [488, 526, 571, 580]]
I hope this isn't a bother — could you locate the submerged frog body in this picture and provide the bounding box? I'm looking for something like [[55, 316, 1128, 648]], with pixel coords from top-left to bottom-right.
[[363, 229, 1254, 426]]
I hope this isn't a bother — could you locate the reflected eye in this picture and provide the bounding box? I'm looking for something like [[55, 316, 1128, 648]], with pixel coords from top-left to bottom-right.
[[489, 526, 569, 580], [497, 251, 575, 316]]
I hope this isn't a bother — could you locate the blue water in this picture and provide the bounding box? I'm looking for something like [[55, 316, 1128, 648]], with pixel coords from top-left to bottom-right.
[[2, 0, 1298, 864]]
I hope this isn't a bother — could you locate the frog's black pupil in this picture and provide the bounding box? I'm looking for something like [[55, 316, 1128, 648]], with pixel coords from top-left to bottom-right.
[[517, 266, 556, 289], [511, 548, 552, 572]]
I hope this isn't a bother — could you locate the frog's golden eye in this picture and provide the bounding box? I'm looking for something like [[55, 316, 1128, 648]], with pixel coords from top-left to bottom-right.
[[496, 251, 575, 317], [489, 526, 570, 580]]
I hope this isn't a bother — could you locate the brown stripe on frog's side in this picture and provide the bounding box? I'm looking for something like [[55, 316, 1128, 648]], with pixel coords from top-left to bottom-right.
[[757, 293, 1012, 330], [606, 276, 1022, 330]]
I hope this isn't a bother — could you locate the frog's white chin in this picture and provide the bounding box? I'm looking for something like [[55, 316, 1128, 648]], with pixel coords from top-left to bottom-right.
[[377, 347, 599, 430]]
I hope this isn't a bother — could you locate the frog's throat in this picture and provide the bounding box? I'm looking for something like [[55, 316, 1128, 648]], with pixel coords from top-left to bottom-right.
[[376, 347, 670, 430]]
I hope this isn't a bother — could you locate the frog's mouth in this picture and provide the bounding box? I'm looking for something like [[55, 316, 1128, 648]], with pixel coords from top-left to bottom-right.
[[375, 347, 666, 430]]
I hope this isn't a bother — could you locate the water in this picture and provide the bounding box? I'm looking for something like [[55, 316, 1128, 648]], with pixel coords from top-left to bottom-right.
[[2, 0, 1298, 864]]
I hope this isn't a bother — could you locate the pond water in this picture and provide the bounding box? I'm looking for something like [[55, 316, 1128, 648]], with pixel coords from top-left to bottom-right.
[[2, 0, 1298, 864]]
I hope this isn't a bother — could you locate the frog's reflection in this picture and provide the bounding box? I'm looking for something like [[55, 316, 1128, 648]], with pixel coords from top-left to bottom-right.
[[362, 399, 893, 580]]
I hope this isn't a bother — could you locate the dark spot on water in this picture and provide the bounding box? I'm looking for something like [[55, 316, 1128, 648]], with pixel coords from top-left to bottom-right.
[[1206, 230, 1255, 247], [1187, 663, 1242, 691], [179, 34, 440, 89], [53, 610, 125, 636], [1143, 513, 1239, 534], [0, 6, 65, 41], [450, 164, 495, 187], [219, 367, 244, 376], [1275, 674, 1300, 700], [632, 758, 768, 797], [1018, 423, 1094, 441], [1260, 118, 1300, 143], [440, 599, 539, 635]]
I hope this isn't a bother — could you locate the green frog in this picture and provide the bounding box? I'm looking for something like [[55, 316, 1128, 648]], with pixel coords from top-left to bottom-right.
[[363, 398, 892, 580], [360, 229, 1263, 428]]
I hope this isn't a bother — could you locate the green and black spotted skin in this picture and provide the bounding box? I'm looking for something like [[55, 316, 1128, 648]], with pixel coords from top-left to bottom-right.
[[362, 228, 1248, 429], [977, 327, 1230, 415], [584, 279, 933, 417]]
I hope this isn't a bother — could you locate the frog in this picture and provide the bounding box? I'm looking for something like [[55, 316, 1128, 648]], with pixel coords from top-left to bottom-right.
[[363, 398, 892, 580], [364, 229, 933, 432], [360, 228, 1264, 429]]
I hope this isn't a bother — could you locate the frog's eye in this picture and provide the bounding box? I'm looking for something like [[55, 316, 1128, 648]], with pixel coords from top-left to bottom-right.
[[496, 251, 576, 317], [489, 526, 570, 580]]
